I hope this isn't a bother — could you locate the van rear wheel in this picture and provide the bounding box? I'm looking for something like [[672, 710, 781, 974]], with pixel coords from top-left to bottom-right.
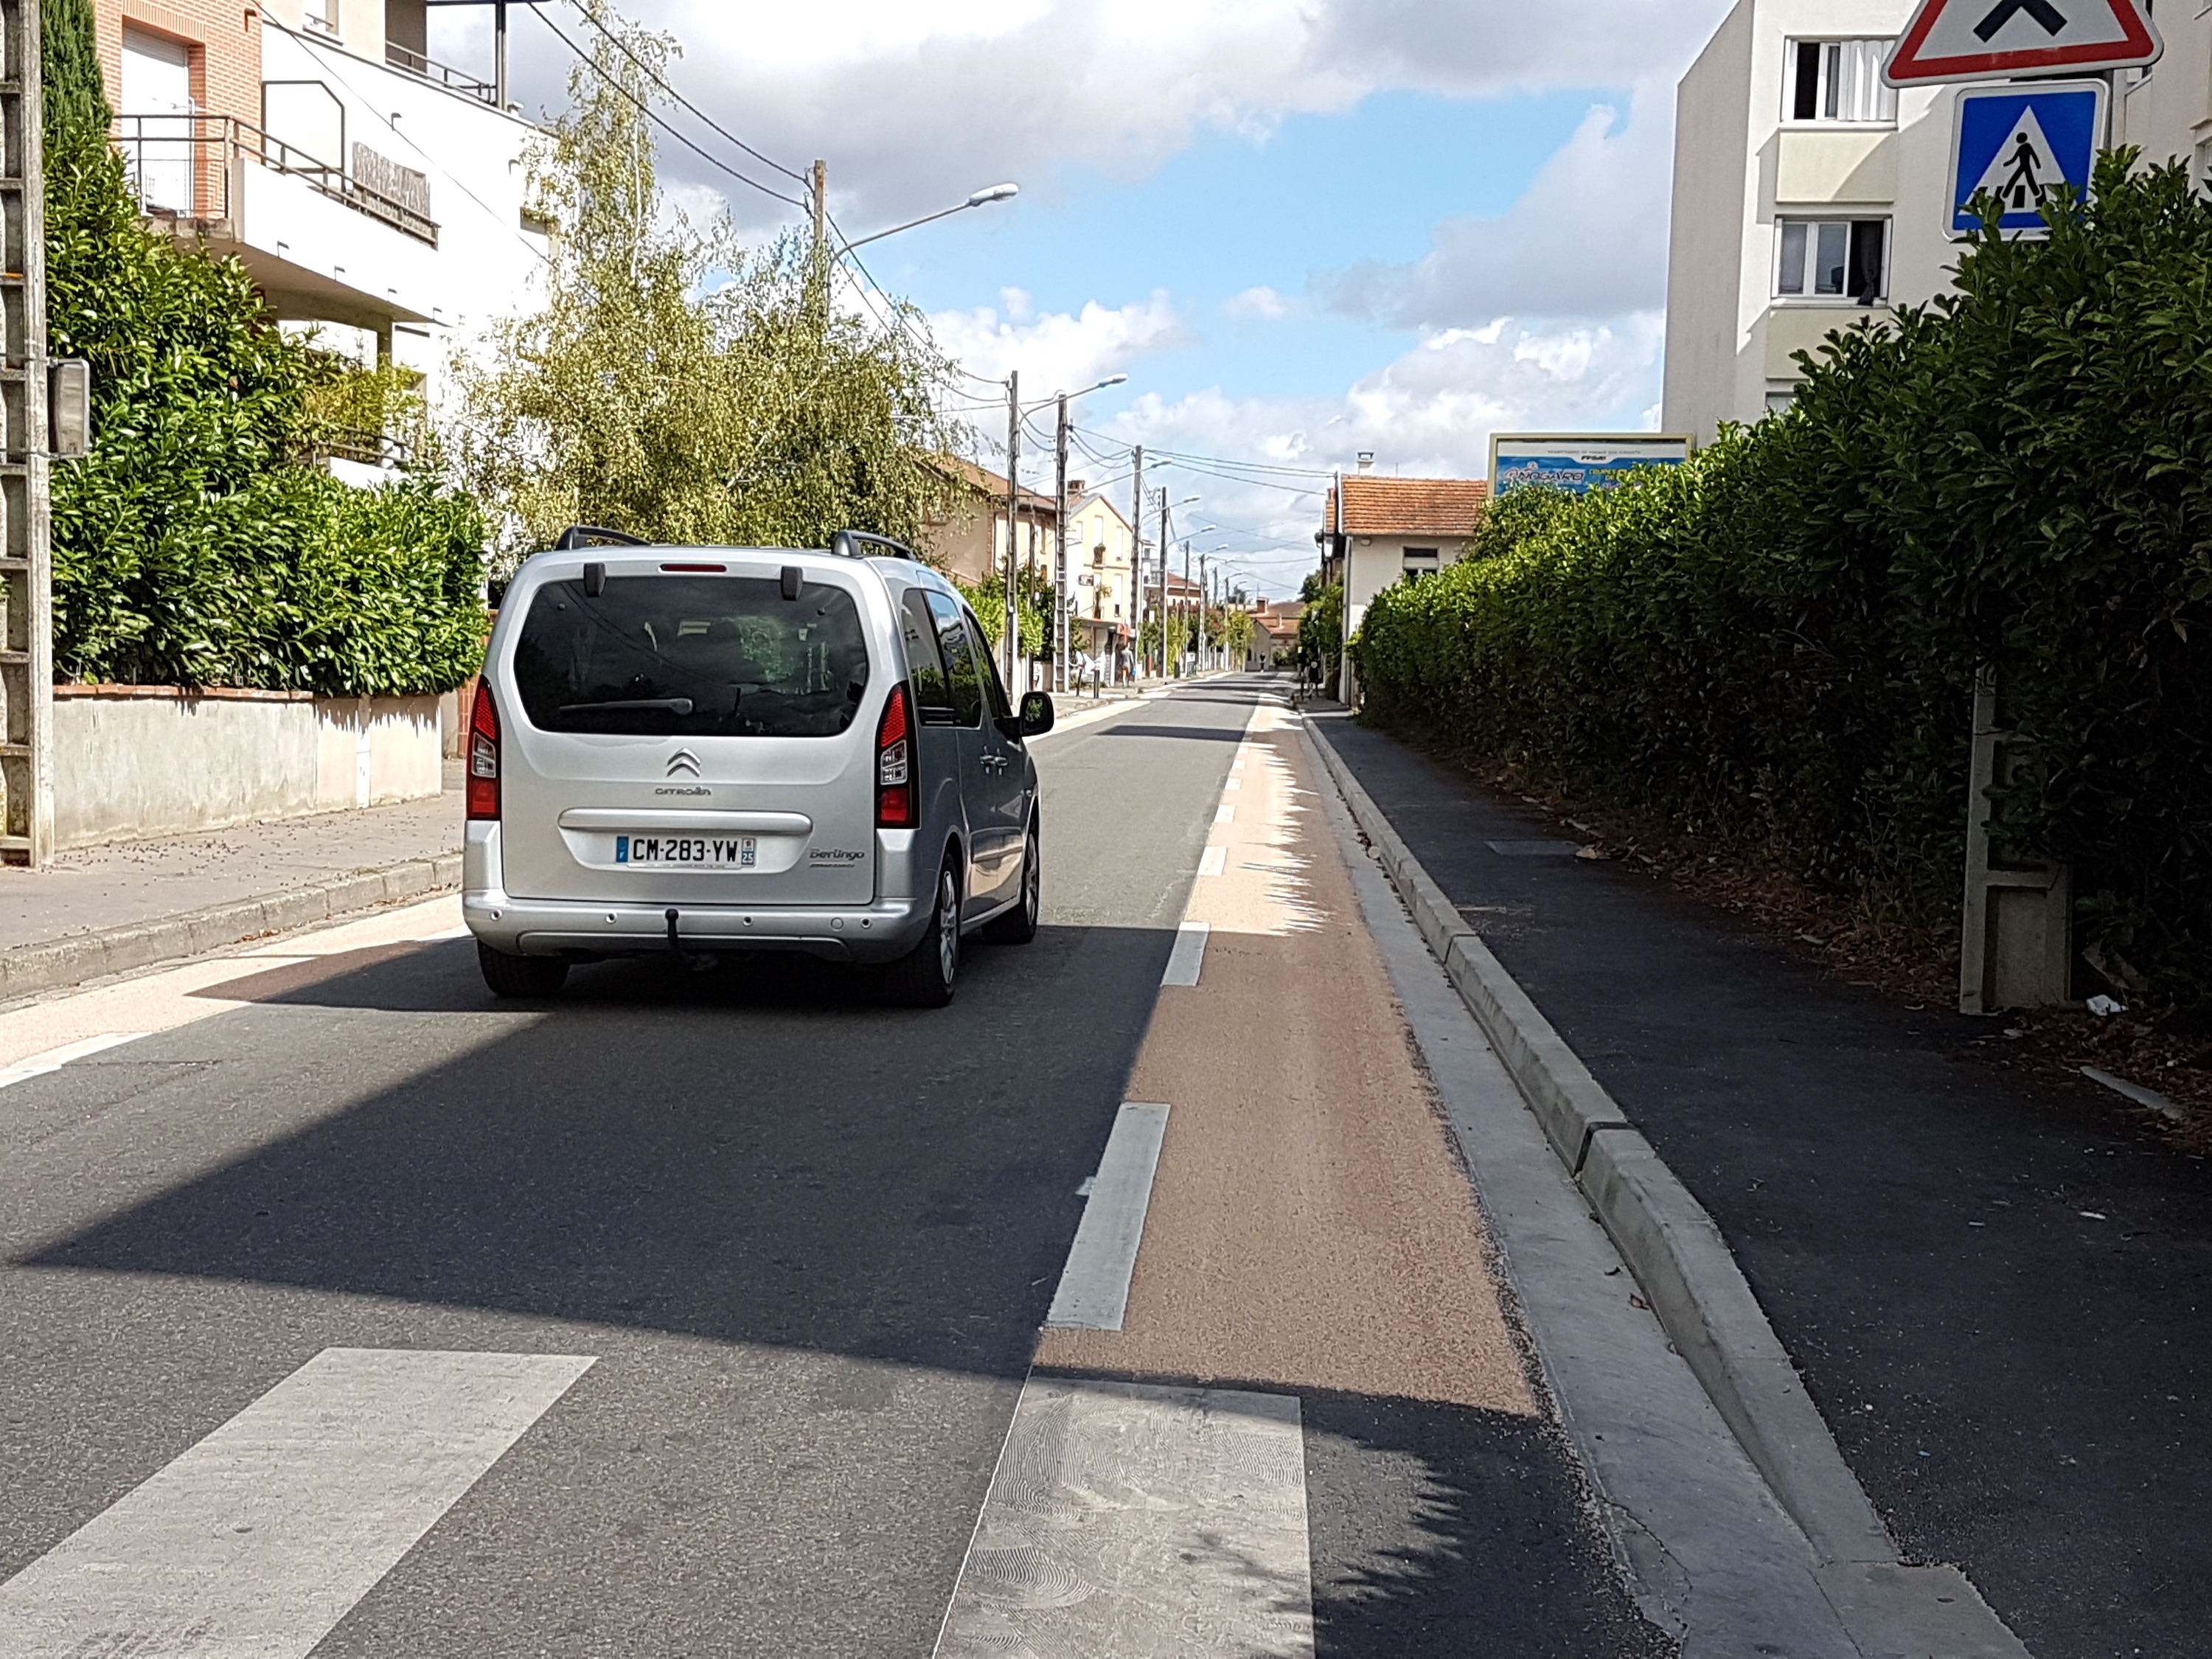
[[886, 860, 961, 1008], [478, 942, 569, 999]]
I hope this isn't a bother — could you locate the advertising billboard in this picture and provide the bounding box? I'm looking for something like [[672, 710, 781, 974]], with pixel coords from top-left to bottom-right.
[[1489, 434, 1695, 497]]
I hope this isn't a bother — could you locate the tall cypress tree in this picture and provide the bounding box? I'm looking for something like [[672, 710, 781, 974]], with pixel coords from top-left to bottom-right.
[[42, 0, 109, 163]]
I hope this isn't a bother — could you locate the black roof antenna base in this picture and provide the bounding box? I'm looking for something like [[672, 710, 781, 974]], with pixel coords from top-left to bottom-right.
[[555, 525, 650, 552]]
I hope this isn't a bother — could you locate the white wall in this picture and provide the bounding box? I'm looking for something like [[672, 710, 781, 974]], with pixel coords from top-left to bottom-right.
[[1666, 0, 1965, 439], [55, 689, 443, 850], [260, 23, 549, 403]]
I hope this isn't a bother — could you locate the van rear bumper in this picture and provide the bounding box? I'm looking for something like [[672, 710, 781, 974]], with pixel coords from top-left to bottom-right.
[[463, 890, 931, 964]]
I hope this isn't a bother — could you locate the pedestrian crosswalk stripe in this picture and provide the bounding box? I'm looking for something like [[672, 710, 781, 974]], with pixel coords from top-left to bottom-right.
[[934, 1378, 1312, 1657], [0, 1348, 594, 1656], [1046, 1103, 1170, 1332]]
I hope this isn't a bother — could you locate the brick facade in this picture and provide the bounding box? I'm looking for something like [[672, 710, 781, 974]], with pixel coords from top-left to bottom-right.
[[97, 1, 263, 217]]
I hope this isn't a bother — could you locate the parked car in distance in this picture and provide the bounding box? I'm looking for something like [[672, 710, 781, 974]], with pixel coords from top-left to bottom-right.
[[462, 529, 1054, 1007]]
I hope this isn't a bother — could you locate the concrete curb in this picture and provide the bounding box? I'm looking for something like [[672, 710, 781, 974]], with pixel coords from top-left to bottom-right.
[[1303, 719, 2030, 1655], [0, 852, 464, 1006]]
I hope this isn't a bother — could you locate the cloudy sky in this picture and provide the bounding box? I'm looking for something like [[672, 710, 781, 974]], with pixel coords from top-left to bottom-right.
[[437, 0, 1734, 596]]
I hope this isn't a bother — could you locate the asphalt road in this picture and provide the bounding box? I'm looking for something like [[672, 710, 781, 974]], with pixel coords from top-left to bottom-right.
[[0, 679, 1658, 1657]]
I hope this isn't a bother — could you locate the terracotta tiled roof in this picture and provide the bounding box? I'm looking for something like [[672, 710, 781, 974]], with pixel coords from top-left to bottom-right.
[[1324, 475, 1489, 538], [927, 454, 1057, 515]]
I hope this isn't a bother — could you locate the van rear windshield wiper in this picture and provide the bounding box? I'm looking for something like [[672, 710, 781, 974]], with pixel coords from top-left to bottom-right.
[[559, 698, 697, 715]]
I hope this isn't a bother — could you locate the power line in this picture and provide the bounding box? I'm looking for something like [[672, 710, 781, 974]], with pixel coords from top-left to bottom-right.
[[535, 7, 808, 209], [560, 0, 809, 184]]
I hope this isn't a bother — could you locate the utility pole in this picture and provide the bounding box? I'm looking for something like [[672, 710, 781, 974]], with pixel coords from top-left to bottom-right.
[[0, 0, 49, 866], [1199, 553, 1209, 672], [1127, 445, 1144, 679], [811, 159, 827, 254], [1182, 538, 1192, 678], [493, 1, 509, 108], [1004, 370, 1020, 693], [1159, 496, 1173, 678], [1054, 393, 1069, 695]]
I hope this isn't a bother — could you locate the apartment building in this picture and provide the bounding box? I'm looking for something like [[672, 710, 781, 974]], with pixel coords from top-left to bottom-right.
[[1665, 1, 1933, 437], [104, 0, 547, 423], [1666, 0, 2212, 440], [1064, 482, 1135, 667]]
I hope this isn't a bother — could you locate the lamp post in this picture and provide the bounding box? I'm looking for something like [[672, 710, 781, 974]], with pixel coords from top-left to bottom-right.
[[838, 181, 1018, 253]]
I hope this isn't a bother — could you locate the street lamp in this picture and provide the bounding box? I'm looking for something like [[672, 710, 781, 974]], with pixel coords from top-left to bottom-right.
[[841, 181, 1020, 251]]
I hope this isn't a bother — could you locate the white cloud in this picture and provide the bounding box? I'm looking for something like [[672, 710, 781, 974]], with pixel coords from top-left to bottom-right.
[[928, 288, 1194, 392], [1322, 83, 1677, 326], [482, 0, 1731, 234], [1090, 314, 1666, 594], [1225, 285, 1301, 323]]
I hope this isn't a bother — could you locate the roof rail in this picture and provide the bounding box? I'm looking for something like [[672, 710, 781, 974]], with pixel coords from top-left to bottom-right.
[[554, 525, 649, 551], [830, 530, 919, 562]]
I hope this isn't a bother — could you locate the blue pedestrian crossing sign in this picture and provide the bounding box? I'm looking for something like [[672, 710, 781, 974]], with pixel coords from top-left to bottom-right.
[[1950, 80, 2106, 236]]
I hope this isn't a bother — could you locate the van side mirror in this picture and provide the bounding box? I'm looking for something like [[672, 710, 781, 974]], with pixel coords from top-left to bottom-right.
[[1018, 691, 1055, 737]]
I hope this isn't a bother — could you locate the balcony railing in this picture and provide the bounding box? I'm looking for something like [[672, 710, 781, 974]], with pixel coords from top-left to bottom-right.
[[384, 41, 497, 106], [113, 114, 439, 246]]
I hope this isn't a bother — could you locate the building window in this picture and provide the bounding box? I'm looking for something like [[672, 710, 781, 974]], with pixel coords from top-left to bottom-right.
[[1777, 218, 1888, 302], [1402, 547, 1441, 580], [1785, 40, 1897, 125]]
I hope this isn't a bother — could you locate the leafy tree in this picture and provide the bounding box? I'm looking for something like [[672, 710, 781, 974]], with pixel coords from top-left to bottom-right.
[[453, 4, 962, 569], [967, 568, 1054, 659], [1299, 582, 1343, 697], [43, 0, 484, 694], [1221, 607, 1254, 663]]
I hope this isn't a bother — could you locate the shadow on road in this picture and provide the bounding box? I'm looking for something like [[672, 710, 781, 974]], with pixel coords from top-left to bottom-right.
[[16, 755, 1665, 1656]]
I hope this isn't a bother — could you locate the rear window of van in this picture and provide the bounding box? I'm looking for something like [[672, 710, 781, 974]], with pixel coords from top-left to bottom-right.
[[513, 575, 871, 737]]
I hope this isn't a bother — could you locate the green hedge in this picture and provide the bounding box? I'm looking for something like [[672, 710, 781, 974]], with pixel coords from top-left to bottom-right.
[[1354, 155, 2212, 1003], [43, 0, 487, 698]]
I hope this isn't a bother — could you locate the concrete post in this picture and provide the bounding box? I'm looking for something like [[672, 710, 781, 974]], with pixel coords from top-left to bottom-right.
[[1959, 667, 2074, 1014]]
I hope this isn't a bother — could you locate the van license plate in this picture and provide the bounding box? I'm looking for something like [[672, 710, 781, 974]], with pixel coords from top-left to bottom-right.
[[616, 835, 757, 869]]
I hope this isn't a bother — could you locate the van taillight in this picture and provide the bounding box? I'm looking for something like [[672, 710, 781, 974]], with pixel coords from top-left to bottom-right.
[[467, 682, 501, 821], [877, 682, 914, 829]]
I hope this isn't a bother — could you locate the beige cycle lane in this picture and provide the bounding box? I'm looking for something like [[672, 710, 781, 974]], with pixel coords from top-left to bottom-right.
[[937, 694, 1536, 1658]]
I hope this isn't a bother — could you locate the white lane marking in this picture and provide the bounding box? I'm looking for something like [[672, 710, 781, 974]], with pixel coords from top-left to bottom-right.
[[1161, 922, 1210, 987], [1215, 804, 1236, 825], [0, 1033, 149, 1092], [0, 1348, 594, 1657], [934, 1379, 1313, 1658], [1223, 776, 1242, 790], [1198, 846, 1227, 878], [1046, 1103, 1170, 1332]]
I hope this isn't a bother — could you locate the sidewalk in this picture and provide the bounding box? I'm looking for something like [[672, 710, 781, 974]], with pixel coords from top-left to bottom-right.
[[1315, 717, 2212, 1659], [0, 780, 464, 1001]]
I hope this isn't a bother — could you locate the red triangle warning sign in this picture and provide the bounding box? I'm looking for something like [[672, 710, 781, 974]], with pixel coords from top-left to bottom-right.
[[1885, 0, 2161, 86]]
